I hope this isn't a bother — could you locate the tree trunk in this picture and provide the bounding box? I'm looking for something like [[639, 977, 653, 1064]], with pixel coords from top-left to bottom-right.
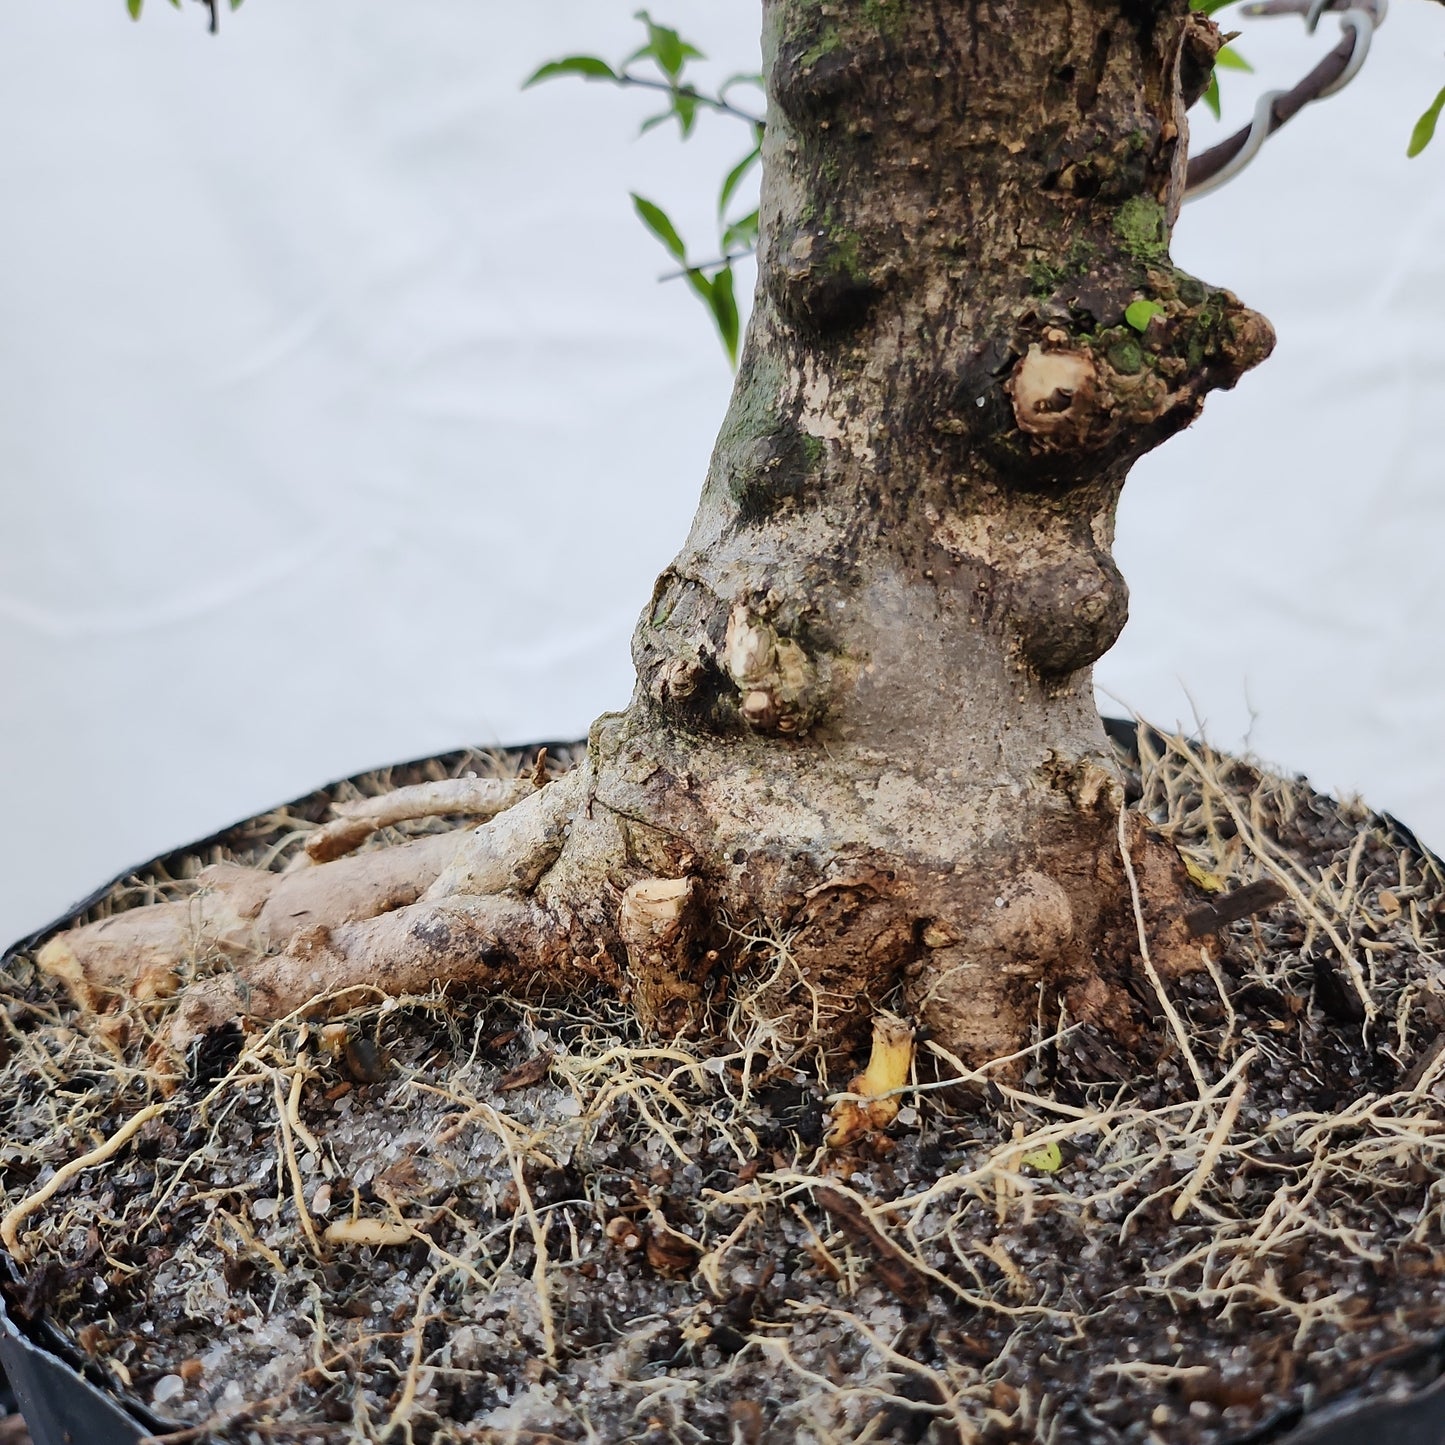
[[40, 0, 1274, 1066], [565, 0, 1273, 1055]]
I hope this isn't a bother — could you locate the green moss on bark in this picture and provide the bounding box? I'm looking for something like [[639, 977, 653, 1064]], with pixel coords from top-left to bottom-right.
[[1113, 196, 1169, 262]]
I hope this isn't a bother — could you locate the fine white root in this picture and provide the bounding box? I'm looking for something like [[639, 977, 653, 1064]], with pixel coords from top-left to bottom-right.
[[1118, 808, 1210, 1099], [1, 1101, 169, 1264], [305, 773, 541, 864], [1171, 1048, 1255, 1220]]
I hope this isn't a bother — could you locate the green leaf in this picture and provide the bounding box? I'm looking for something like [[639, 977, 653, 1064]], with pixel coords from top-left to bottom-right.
[[230, 0, 244, 9], [1189, 0, 1240, 13], [523, 56, 618, 88], [1408, 84, 1445, 157], [633, 10, 696, 79], [718, 145, 761, 217], [1125, 298, 1165, 332], [710, 265, 741, 367], [127, 0, 143, 16], [719, 72, 764, 98], [1214, 45, 1251, 72], [674, 90, 698, 138], [639, 110, 674, 136], [722, 209, 760, 253], [1202, 72, 1221, 120], [631, 194, 688, 262], [682, 266, 740, 368]]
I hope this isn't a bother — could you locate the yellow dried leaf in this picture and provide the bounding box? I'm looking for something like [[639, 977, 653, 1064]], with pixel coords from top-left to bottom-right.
[[1019, 1141, 1063, 1173], [1182, 853, 1225, 894]]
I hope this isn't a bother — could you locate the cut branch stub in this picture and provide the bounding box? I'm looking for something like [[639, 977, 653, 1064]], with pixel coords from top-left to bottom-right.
[[618, 876, 707, 1036], [721, 604, 821, 735]]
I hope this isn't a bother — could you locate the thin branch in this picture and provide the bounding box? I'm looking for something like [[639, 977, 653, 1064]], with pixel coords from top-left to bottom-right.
[[657, 250, 755, 282], [617, 72, 765, 128]]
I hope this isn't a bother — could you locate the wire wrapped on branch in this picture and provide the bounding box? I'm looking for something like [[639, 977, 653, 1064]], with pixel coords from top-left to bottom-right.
[[1185, 0, 1386, 199]]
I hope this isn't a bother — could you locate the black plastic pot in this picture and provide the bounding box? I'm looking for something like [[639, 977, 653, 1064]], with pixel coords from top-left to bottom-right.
[[0, 1285, 170, 1445], [3, 730, 1443, 1445]]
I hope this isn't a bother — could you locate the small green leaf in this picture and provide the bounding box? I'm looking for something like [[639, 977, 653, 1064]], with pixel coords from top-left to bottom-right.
[[1408, 84, 1445, 158], [1125, 298, 1165, 332], [633, 10, 695, 79], [523, 56, 618, 88], [719, 72, 764, 98], [639, 110, 674, 136], [722, 209, 760, 253], [674, 90, 698, 137], [230, 0, 244, 9], [1202, 72, 1221, 120], [1190, 0, 1240, 13], [718, 145, 761, 217], [1214, 45, 1251, 73], [682, 266, 740, 368], [631, 194, 688, 262], [127, 0, 143, 16], [711, 265, 741, 367]]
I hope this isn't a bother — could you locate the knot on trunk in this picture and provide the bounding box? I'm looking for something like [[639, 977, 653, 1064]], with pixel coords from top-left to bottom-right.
[[1008, 551, 1129, 677], [722, 604, 822, 736], [1006, 279, 1274, 463], [768, 221, 881, 333], [1007, 346, 1101, 448]]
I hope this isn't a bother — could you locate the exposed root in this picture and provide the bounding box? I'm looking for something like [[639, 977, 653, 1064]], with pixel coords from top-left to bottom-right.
[[166, 892, 566, 1048], [420, 768, 582, 902], [35, 830, 466, 1012], [826, 1014, 916, 1148], [2, 726, 1440, 1442], [304, 768, 542, 865]]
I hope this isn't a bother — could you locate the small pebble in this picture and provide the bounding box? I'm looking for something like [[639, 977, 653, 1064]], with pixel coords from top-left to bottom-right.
[[152, 1374, 185, 1406]]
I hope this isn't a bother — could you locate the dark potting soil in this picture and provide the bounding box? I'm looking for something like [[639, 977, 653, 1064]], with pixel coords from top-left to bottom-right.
[[1, 730, 1442, 1445]]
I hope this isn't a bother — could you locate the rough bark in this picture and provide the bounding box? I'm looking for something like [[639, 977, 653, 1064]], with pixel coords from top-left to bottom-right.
[[40, 0, 1271, 1066]]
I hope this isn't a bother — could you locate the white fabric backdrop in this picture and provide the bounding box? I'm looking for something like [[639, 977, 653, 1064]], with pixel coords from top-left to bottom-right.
[[1, 2, 1442, 945]]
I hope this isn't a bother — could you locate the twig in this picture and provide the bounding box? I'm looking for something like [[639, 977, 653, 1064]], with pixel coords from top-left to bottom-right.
[[815, 1185, 927, 1306], [616, 72, 764, 127]]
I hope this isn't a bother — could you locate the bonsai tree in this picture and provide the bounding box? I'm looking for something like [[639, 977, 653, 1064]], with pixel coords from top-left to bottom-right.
[[35, 0, 1439, 1071]]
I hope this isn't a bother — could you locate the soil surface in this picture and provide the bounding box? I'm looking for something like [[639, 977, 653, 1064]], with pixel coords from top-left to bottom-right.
[[2, 730, 1443, 1445]]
